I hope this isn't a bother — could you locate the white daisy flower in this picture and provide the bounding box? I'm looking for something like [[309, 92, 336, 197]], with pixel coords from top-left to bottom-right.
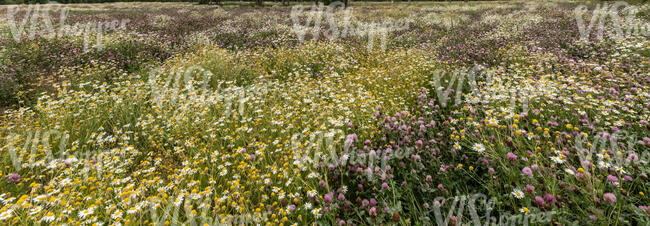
[[615, 166, 627, 174], [472, 143, 485, 153], [111, 210, 123, 220], [33, 195, 48, 203], [0, 210, 12, 221], [550, 156, 565, 164], [598, 161, 610, 169], [78, 207, 95, 219], [29, 206, 42, 215], [511, 189, 525, 199], [60, 178, 72, 187], [40, 212, 55, 222], [519, 207, 529, 214], [126, 206, 139, 215], [565, 168, 575, 175], [312, 208, 321, 218]]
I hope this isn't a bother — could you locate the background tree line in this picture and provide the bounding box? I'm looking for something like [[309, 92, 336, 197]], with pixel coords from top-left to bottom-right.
[[1, 0, 486, 5]]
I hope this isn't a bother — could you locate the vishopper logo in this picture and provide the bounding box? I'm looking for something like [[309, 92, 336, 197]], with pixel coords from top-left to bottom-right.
[[147, 65, 213, 109], [146, 65, 272, 119], [4, 129, 69, 171], [290, 130, 415, 180], [429, 65, 530, 114], [422, 193, 553, 226], [146, 190, 270, 226], [430, 65, 486, 109], [290, 1, 410, 51], [3, 129, 129, 180], [5, 4, 130, 52], [290, 129, 345, 169], [574, 1, 649, 42], [575, 129, 649, 170]]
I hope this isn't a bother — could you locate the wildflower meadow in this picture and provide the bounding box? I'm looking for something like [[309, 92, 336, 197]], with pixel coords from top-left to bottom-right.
[[0, 0, 649, 225]]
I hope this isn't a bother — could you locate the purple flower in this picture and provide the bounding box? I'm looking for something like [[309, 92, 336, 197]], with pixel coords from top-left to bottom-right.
[[506, 152, 517, 163], [346, 134, 358, 143], [324, 193, 333, 203], [369, 207, 377, 217], [338, 193, 345, 201], [607, 175, 618, 183], [450, 216, 458, 224], [627, 153, 639, 163], [415, 140, 423, 149], [544, 194, 556, 206], [535, 196, 546, 206], [603, 193, 616, 203], [411, 154, 421, 162], [370, 198, 377, 206], [589, 215, 598, 221], [525, 185, 535, 194], [522, 167, 533, 177], [7, 173, 20, 184], [382, 182, 389, 190]]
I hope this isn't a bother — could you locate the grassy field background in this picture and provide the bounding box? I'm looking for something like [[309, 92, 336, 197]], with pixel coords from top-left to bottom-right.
[[0, 1, 649, 225]]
